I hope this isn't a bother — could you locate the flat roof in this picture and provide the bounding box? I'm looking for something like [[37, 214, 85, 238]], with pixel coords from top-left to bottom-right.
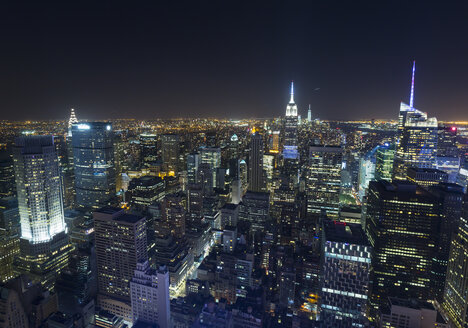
[[323, 219, 369, 245]]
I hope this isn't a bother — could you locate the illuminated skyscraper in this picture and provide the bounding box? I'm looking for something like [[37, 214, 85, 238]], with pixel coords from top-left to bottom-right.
[[442, 195, 468, 327], [67, 108, 78, 136], [307, 104, 312, 122], [437, 125, 460, 183], [306, 145, 343, 217], [393, 62, 438, 180], [366, 180, 439, 314], [160, 193, 186, 238], [161, 134, 180, 173], [72, 122, 116, 210], [65, 109, 78, 208], [139, 133, 158, 165], [0, 146, 16, 197], [0, 197, 20, 283], [187, 152, 201, 184], [284, 81, 299, 160], [200, 146, 221, 188], [229, 134, 239, 159], [270, 131, 280, 154], [320, 219, 371, 327], [94, 207, 147, 322], [249, 133, 265, 192], [429, 183, 464, 301], [13, 136, 73, 290], [374, 143, 395, 181], [357, 146, 377, 202]]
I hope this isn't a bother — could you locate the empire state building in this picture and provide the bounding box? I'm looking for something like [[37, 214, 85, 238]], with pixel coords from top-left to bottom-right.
[[284, 81, 299, 160]]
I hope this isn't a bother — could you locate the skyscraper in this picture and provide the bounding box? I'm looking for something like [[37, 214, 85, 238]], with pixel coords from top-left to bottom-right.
[[357, 146, 377, 202], [13, 136, 73, 290], [320, 219, 371, 327], [366, 180, 439, 313], [67, 108, 78, 136], [393, 62, 438, 180], [200, 146, 221, 188], [374, 143, 395, 181], [283, 81, 299, 160], [306, 145, 343, 217], [161, 134, 180, 173], [248, 133, 265, 192], [139, 133, 158, 165], [429, 183, 464, 301], [0, 197, 19, 283], [72, 122, 116, 210], [442, 194, 468, 327], [160, 193, 186, 238], [94, 207, 147, 322], [187, 152, 201, 184], [0, 146, 16, 197], [130, 260, 170, 327]]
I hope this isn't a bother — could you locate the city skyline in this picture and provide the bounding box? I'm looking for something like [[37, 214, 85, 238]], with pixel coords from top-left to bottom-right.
[[2, 3, 468, 328], [1, 2, 468, 121]]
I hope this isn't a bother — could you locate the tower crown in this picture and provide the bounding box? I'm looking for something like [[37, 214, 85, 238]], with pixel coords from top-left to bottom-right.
[[285, 81, 298, 116]]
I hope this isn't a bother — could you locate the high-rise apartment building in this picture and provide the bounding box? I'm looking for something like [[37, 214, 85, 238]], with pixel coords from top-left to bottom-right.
[[393, 62, 438, 180], [130, 260, 170, 328], [366, 180, 439, 313], [13, 136, 73, 290], [94, 207, 147, 322], [320, 219, 371, 327], [72, 122, 116, 210], [306, 145, 343, 217], [248, 133, 265, 192]]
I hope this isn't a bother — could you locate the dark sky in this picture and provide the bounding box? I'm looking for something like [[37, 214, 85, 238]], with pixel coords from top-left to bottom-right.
[[1, 1, 468, 121]]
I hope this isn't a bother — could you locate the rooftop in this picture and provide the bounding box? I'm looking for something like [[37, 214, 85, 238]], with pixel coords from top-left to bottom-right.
[[323, 219, 369, 246]]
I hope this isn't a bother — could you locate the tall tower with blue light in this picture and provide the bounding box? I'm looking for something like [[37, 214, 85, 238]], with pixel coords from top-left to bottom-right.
[[393, 61, 438, 180], [283, 81, 299, 160]]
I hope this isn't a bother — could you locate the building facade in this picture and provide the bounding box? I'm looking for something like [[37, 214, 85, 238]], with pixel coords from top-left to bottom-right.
[[72, 122, 116, 210]]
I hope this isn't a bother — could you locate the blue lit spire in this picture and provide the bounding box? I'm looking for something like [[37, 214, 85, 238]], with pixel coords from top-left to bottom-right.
[[290, 81, 294, 103], [409, 60, 415, 108]]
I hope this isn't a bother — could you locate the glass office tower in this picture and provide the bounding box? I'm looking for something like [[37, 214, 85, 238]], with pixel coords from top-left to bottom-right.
[[13, 136, 73, 290], [366, 180, 439, 315], [72, 122, 116, 210]]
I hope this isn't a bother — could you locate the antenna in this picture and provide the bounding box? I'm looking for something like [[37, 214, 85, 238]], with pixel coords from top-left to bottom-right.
[[410, 60, 415, 108]]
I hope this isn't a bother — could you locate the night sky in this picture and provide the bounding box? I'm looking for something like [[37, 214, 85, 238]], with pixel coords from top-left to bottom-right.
[[1, 1, 468, 121]]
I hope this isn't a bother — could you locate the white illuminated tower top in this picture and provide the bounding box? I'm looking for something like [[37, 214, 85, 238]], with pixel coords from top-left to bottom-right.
[[285, 81, 298, 117], [68, 108, 78, 135]]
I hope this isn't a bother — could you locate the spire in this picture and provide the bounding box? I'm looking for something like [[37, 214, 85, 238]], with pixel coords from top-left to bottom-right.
[[68, 108, 78, 133], [290, 81, 294, 103], [409, 60, 415, 108]]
